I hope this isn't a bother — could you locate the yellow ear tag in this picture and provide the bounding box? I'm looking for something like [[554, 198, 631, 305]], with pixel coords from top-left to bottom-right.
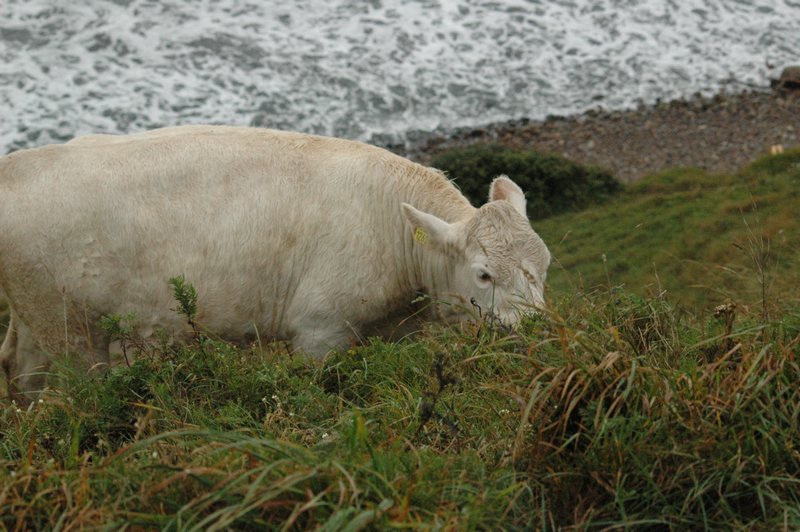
[[414, 227, 429, 245]]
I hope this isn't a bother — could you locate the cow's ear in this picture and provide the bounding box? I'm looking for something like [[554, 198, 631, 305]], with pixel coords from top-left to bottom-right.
[[401, 203, 462, 250], [489, 175, 527, 218]]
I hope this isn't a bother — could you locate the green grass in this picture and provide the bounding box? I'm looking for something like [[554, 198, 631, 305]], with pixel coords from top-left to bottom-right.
[[536, 148, 800, 312], [2, 149, 800, 529], [3, 295, 799, 529]]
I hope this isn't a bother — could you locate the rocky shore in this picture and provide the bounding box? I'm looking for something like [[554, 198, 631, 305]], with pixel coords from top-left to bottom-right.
[[403, 87, 800, 182]]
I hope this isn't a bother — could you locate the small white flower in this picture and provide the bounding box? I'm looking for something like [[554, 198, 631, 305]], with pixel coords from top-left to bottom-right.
[[9, 471, 16, 478], [151, 451, 159, 459], [288, 412, 294, 417], [271, 394, 279, 401], [499, 409, 510, 415], [321, 432, 329, 439], [38, 399, 44, 404]]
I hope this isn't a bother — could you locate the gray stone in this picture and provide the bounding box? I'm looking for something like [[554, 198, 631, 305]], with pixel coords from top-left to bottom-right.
[[771, 66, 800, 91]]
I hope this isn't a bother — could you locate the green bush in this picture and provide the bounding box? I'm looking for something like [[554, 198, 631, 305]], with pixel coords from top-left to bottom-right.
[[430, 144, 621, 219]]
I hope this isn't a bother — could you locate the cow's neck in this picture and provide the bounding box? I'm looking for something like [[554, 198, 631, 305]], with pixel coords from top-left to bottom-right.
[[399, 166, 475, 225], [392, 165, 474, 314]]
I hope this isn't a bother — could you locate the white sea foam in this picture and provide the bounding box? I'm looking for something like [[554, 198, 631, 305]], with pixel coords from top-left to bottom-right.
[[0, 0, 797, 152]]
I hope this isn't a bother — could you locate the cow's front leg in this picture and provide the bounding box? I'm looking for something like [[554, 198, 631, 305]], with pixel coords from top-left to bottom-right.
[[292, 321, 356, 359], [1, 311, 52, 404]]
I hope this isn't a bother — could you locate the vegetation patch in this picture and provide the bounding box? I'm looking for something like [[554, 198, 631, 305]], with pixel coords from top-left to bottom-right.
[[430, 143, 621, 219], [2, 289, 799, 528], [537, 147, 800, 311]]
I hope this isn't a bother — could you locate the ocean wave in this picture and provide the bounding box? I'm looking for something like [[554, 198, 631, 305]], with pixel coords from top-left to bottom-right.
[[1, 0, 797, 152]]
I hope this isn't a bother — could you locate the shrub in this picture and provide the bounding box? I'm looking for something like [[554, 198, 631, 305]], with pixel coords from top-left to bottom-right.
[[430, 144, 621, 219]]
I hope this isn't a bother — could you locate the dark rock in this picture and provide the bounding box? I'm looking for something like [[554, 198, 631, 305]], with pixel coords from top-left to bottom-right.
[[771, 66, 800, 92]]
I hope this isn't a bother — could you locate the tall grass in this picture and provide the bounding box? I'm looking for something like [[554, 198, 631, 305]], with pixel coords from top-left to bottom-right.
[[2, 288, 798, 529]]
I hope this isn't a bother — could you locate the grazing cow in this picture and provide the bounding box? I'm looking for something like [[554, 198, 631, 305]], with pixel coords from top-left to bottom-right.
[[0, 126, 550, 400]]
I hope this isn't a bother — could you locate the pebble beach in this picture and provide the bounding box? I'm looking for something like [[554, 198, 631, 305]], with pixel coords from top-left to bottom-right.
[[407, 87, 800, 182]]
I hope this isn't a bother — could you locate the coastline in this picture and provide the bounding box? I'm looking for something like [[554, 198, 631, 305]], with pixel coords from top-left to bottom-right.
[[401, 88, 800, 182]]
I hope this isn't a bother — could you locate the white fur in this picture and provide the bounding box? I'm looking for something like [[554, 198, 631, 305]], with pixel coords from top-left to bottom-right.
[[0, 126, 550, 399]]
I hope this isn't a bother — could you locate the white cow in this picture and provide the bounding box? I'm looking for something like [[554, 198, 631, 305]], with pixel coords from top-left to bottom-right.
[[0, 126, 550, 400]]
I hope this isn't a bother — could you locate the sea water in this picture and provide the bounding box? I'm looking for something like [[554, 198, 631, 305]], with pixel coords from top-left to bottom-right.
[[1, 0, 797, 152]]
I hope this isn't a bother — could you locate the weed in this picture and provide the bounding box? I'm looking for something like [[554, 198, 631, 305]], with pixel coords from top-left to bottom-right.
[[169, 274, 199, 335], [98, 311, 139, 366]]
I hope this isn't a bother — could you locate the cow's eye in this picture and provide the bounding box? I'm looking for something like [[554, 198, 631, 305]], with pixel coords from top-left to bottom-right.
[[478, 271, 493, 282]]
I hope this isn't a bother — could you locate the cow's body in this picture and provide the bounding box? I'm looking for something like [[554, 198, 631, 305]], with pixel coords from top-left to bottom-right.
[[0, 126, 550, 400]]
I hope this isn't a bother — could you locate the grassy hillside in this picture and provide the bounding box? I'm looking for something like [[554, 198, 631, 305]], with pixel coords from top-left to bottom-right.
[[536, 148, 800, 314], [1, 150, 799, 528]]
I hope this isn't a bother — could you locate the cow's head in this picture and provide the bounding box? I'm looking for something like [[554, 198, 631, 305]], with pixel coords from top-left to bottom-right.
[[402, 175, 551, 328]]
